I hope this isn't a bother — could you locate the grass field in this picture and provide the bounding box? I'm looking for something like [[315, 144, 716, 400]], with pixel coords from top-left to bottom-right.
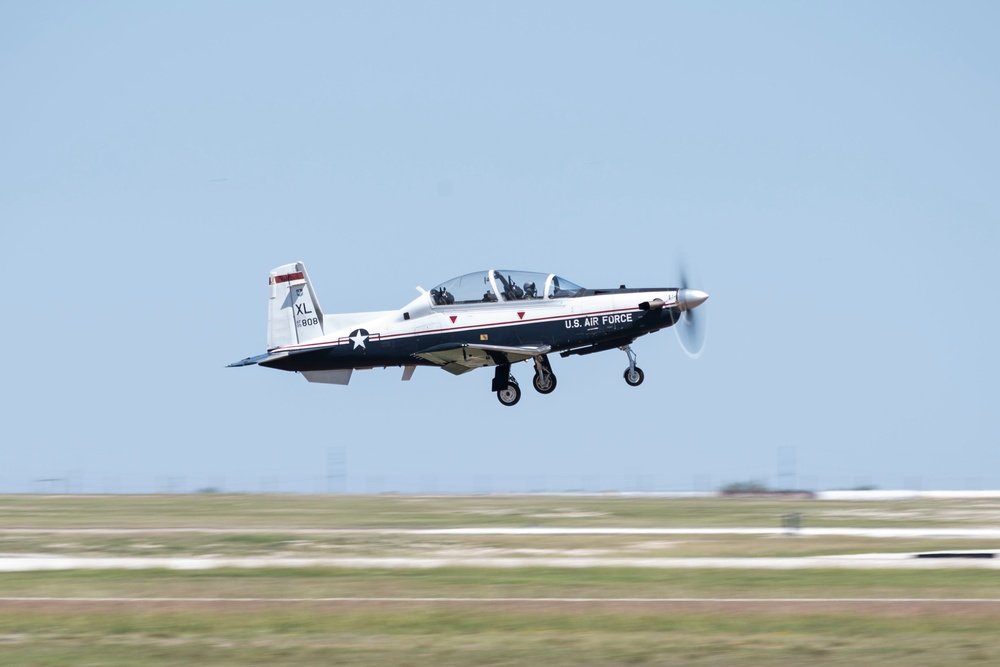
[[2, 494, 999, 665], [3, 493, 1000, 529], [3, 599, 999, 666], [3, 598, 1000, 666]]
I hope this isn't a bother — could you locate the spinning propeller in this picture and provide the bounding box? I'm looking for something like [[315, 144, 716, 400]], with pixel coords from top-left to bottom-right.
[[674, 265, 709, 359]]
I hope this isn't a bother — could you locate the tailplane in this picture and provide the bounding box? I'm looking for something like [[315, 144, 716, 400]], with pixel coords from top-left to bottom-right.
[[267, 262, 325, 349]]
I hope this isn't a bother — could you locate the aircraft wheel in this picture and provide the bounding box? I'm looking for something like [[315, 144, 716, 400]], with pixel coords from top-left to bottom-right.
[[497, 382, 522, 406], [532, 371, 557, 395], [623, 366, 644, 387]]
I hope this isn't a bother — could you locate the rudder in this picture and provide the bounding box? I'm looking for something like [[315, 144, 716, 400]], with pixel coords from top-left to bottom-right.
[[267, 262, 325, 350]]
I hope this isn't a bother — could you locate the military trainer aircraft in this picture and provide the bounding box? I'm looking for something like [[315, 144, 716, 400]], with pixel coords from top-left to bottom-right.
[[229, 263, 708, 406]]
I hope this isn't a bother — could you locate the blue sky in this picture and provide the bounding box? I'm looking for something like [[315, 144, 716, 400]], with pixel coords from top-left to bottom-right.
[[2, 2, 997, 493]]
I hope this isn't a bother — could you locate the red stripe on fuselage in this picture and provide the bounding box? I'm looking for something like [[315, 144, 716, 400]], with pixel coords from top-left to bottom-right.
[[272, 306, 644, 354]]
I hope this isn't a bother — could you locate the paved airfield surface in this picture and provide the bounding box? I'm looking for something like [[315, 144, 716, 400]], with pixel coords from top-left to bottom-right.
[[3, 527, 1000, 537], [2, 526, 998, 571]]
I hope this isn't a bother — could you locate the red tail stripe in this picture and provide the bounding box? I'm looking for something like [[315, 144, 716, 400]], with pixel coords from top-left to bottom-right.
[[270, 272, 305, 285]]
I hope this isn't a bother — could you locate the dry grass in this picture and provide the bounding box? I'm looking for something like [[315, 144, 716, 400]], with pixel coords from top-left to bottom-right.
[[2, 494, 999, 665], [1, 598, 1000, 666], [3, 494, 1000, 529], [2, 567, 1000, 599]]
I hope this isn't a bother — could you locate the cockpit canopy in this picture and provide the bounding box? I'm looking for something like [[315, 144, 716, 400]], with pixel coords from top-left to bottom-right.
[[430, 270, 585, 306]]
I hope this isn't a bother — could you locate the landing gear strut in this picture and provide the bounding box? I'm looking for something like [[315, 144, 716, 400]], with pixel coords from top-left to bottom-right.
[[532, 354, 557, 394], [621, 345, 644, 387]]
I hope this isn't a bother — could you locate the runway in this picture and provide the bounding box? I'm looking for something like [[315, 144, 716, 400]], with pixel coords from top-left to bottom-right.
[[4, 524, 997, 571], [2, 597, 1000, 603], [3, 527, 1000, 537], [1, 554, 998, 571]]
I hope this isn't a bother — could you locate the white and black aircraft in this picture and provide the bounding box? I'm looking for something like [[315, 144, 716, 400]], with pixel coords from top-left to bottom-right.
[[229, 263, 708, 406]]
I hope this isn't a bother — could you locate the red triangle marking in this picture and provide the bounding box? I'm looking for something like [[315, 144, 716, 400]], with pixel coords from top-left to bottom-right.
[[517, 312, 525, 320], [450, 315, 458, 323]]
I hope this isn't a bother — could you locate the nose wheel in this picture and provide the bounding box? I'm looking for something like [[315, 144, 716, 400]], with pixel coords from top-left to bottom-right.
[[624, 366, 644, 386], [621, 345, 644, 387]]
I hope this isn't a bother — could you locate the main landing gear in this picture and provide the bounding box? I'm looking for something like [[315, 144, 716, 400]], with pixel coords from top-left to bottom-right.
[[492, 364, 521, 407], [621, 344, 644, 387], [492, 356, 558, 407], [532, 355, 557, 394], [496, 377, 521, 406]]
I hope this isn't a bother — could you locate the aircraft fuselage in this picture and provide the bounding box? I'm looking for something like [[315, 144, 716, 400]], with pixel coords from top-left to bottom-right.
[[261, 287, 679, 373], [230, 264, 708, 405]]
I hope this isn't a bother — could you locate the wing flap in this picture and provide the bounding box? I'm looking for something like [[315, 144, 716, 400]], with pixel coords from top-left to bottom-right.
[[413, 343, 550, 375], [302, 369, 353, 385]]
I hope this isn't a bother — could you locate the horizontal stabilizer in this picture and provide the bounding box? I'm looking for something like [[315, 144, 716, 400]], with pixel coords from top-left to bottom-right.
[[226, 351, 290, 368]]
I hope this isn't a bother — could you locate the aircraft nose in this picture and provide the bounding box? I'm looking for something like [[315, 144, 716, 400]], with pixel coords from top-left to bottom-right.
[[677, 288, 709, 311]]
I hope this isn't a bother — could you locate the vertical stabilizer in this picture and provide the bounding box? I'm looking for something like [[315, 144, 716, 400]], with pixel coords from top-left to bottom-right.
[[267, 262, 325, 350]]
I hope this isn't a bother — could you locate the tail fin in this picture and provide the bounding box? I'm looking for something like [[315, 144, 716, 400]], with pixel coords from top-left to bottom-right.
[[267, 262, 325, 349]]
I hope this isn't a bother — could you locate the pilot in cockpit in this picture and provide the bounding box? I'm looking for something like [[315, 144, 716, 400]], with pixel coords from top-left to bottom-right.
[[431, 287, 455, 305], [523, 281, 537, 299]]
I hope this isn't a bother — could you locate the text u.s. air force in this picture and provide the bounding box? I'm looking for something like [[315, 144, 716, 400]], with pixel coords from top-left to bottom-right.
[[564, 313, 634, 329]]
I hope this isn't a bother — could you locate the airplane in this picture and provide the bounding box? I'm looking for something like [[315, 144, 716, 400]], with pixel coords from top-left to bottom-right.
[[229, 263, 708, 406]]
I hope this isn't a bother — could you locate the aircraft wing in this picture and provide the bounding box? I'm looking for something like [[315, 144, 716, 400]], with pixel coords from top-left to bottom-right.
[[413, 343, 551, 376], [228, 353, 277, 367]]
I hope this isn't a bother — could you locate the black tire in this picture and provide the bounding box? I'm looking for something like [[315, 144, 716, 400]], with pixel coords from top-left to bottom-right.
[[532, 371, 557, 394], [497, 382, 522, 406], [623, 366, 644, 387]]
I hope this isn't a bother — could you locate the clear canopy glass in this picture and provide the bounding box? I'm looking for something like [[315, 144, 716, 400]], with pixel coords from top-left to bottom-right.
[[430, 270, 584, 306]]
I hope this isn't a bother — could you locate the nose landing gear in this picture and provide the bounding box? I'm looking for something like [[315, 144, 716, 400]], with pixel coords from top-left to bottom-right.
[[621, 345, 644, 387]]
